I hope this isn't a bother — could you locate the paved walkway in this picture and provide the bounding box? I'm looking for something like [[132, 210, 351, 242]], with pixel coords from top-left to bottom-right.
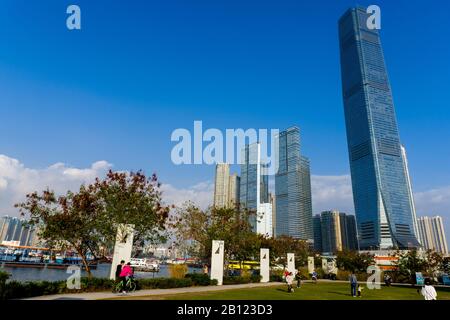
[[24, 280, 448, 300], [25, 282, 284, 300]]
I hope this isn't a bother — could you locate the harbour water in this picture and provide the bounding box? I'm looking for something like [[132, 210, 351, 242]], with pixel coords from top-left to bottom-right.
[[0, 263, 202, 282]]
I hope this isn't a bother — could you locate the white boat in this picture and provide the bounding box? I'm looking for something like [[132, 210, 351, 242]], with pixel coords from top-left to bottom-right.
[[130, 258, 160, 272]]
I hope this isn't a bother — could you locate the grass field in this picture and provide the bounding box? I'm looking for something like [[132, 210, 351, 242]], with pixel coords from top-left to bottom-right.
[[121, 283, 450, 300]]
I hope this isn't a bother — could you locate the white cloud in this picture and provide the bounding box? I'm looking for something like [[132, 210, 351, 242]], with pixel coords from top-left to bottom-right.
[[1, 153, 449, 245], [311, 175, 354, 214], [161, 181, 214, 210], [0, 155, 112, 216]]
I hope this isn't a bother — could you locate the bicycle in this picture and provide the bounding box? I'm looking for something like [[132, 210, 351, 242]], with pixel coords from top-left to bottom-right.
[[113, 276, 137, 293]]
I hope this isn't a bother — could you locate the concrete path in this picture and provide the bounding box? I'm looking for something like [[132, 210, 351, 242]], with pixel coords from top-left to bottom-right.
[[25, 282, 284, 300]]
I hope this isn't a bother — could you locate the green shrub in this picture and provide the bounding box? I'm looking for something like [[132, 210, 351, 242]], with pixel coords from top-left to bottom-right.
[[0, 270, 10, 300], [0, 272, 221, 300], [185, 273, 216, 286], [79, 277, 114, 292], [136, 277, 193, 290], [270, 274, 283, 282], [298, 267, 309, 280]]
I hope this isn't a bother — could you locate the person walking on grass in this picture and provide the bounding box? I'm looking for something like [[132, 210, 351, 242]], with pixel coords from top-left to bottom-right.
[[357, 284, 363, 297], [349, 272, 358, 297], [311, 270, 318, 284], [421, 278, 437, 300], [286, 272, 294, 293], [295, 269, 302, 288]]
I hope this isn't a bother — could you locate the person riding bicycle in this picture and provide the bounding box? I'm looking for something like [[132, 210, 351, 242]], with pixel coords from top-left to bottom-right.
[[119, 262, 134, 293]]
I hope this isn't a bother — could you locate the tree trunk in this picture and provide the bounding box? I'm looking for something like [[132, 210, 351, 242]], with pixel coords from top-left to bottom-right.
[[76, 249, 92, 278]]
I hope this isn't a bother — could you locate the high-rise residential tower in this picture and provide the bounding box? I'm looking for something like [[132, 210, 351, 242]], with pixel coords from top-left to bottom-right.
[[213, 164, 240, 208], [338, 7, 420, 249], [275, 126, 313, 241], [314, 211, 359, 253], [417, 216, 448, 255], [320, 210, 343, 253], [313, 215, 323, 252], [228, 173, 241, 208], [0, 216, 37, 246], [213, 164, 230, 208]]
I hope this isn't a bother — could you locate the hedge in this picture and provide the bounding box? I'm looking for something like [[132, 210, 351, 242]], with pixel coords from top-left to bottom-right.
[[185, 273, 218, 286], [223, 275, 262, 285], [0, 271, 217, 300]]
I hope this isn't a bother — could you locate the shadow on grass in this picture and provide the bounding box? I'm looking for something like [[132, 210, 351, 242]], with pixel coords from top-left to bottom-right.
[[328, 291, 351, 297]]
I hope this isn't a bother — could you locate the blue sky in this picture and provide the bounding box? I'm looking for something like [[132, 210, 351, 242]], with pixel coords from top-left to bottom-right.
[[0, 0, 450, 238]]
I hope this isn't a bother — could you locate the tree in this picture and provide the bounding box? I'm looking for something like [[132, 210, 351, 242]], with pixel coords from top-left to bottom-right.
[[16, 170, 171, 276], [16, 186, 105, 276], [394, 249, 427, 284], [173, 203, 260, 266], [336, 250, 375, 273], [424, 250, 444, 277], [260, 235, 311, 268], [92, 170, 171, 256]]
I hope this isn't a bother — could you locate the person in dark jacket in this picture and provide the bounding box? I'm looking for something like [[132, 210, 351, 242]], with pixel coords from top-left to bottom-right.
[[115, 260, 125, 280], [295, 269, 302, 288], [349, 272, 358, 297]]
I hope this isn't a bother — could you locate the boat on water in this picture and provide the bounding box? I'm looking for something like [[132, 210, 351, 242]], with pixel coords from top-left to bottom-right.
[[130, 258, 160, 272], [0, 244, 98, 270]]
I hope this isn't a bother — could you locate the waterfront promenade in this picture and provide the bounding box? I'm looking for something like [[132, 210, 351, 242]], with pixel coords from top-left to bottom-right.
[[25, 282, 283, 300]]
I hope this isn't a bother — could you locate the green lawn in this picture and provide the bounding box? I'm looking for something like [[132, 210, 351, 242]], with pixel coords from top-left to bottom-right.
[[125, 283, 450, 300]]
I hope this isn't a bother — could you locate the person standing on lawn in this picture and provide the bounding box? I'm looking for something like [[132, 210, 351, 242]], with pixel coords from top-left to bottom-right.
[[295, 269, 302, 288], [421, 278, 438, 300], [349, 272, 358, 297], [286, 272, 294, 293]]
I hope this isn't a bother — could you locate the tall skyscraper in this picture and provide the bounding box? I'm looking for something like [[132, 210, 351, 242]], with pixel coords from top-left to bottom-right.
[[401, 145, 419, 239], [417, 216, 448, 255], [270, 193, 276, 237], [240, 143, 271, 234], [257, 203, 273, 238], [338, 7, 420, 249], [213, 164, 240, 208], [275, 126, 313, 241]]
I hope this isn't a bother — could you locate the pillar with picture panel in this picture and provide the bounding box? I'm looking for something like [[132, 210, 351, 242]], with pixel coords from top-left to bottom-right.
[[211, 240, 225, 285], [109, 224, 135, 280]]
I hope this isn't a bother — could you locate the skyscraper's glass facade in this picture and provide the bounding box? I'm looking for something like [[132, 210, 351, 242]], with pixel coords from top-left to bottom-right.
[[240, 143, 269, 232], [275, 127, 313, 241], [338, 7, 420, 249]]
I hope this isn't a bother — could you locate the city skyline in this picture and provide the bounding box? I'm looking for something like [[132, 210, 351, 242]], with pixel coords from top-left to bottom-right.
[[0, 1, 449, 247]]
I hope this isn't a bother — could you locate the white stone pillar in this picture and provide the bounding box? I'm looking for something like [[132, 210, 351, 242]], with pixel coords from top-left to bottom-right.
[[287, 253, 295, 274], [308, 256, 315, 274], [211, 240, 224, 285], [109, 224, 134, 280], [260, 248, 270, 283]]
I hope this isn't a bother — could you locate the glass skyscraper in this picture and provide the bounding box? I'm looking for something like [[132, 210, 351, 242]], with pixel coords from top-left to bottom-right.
[[240, 143, 269, 232], [275, 127, 313, 241], [338, 7, 420, 249]]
